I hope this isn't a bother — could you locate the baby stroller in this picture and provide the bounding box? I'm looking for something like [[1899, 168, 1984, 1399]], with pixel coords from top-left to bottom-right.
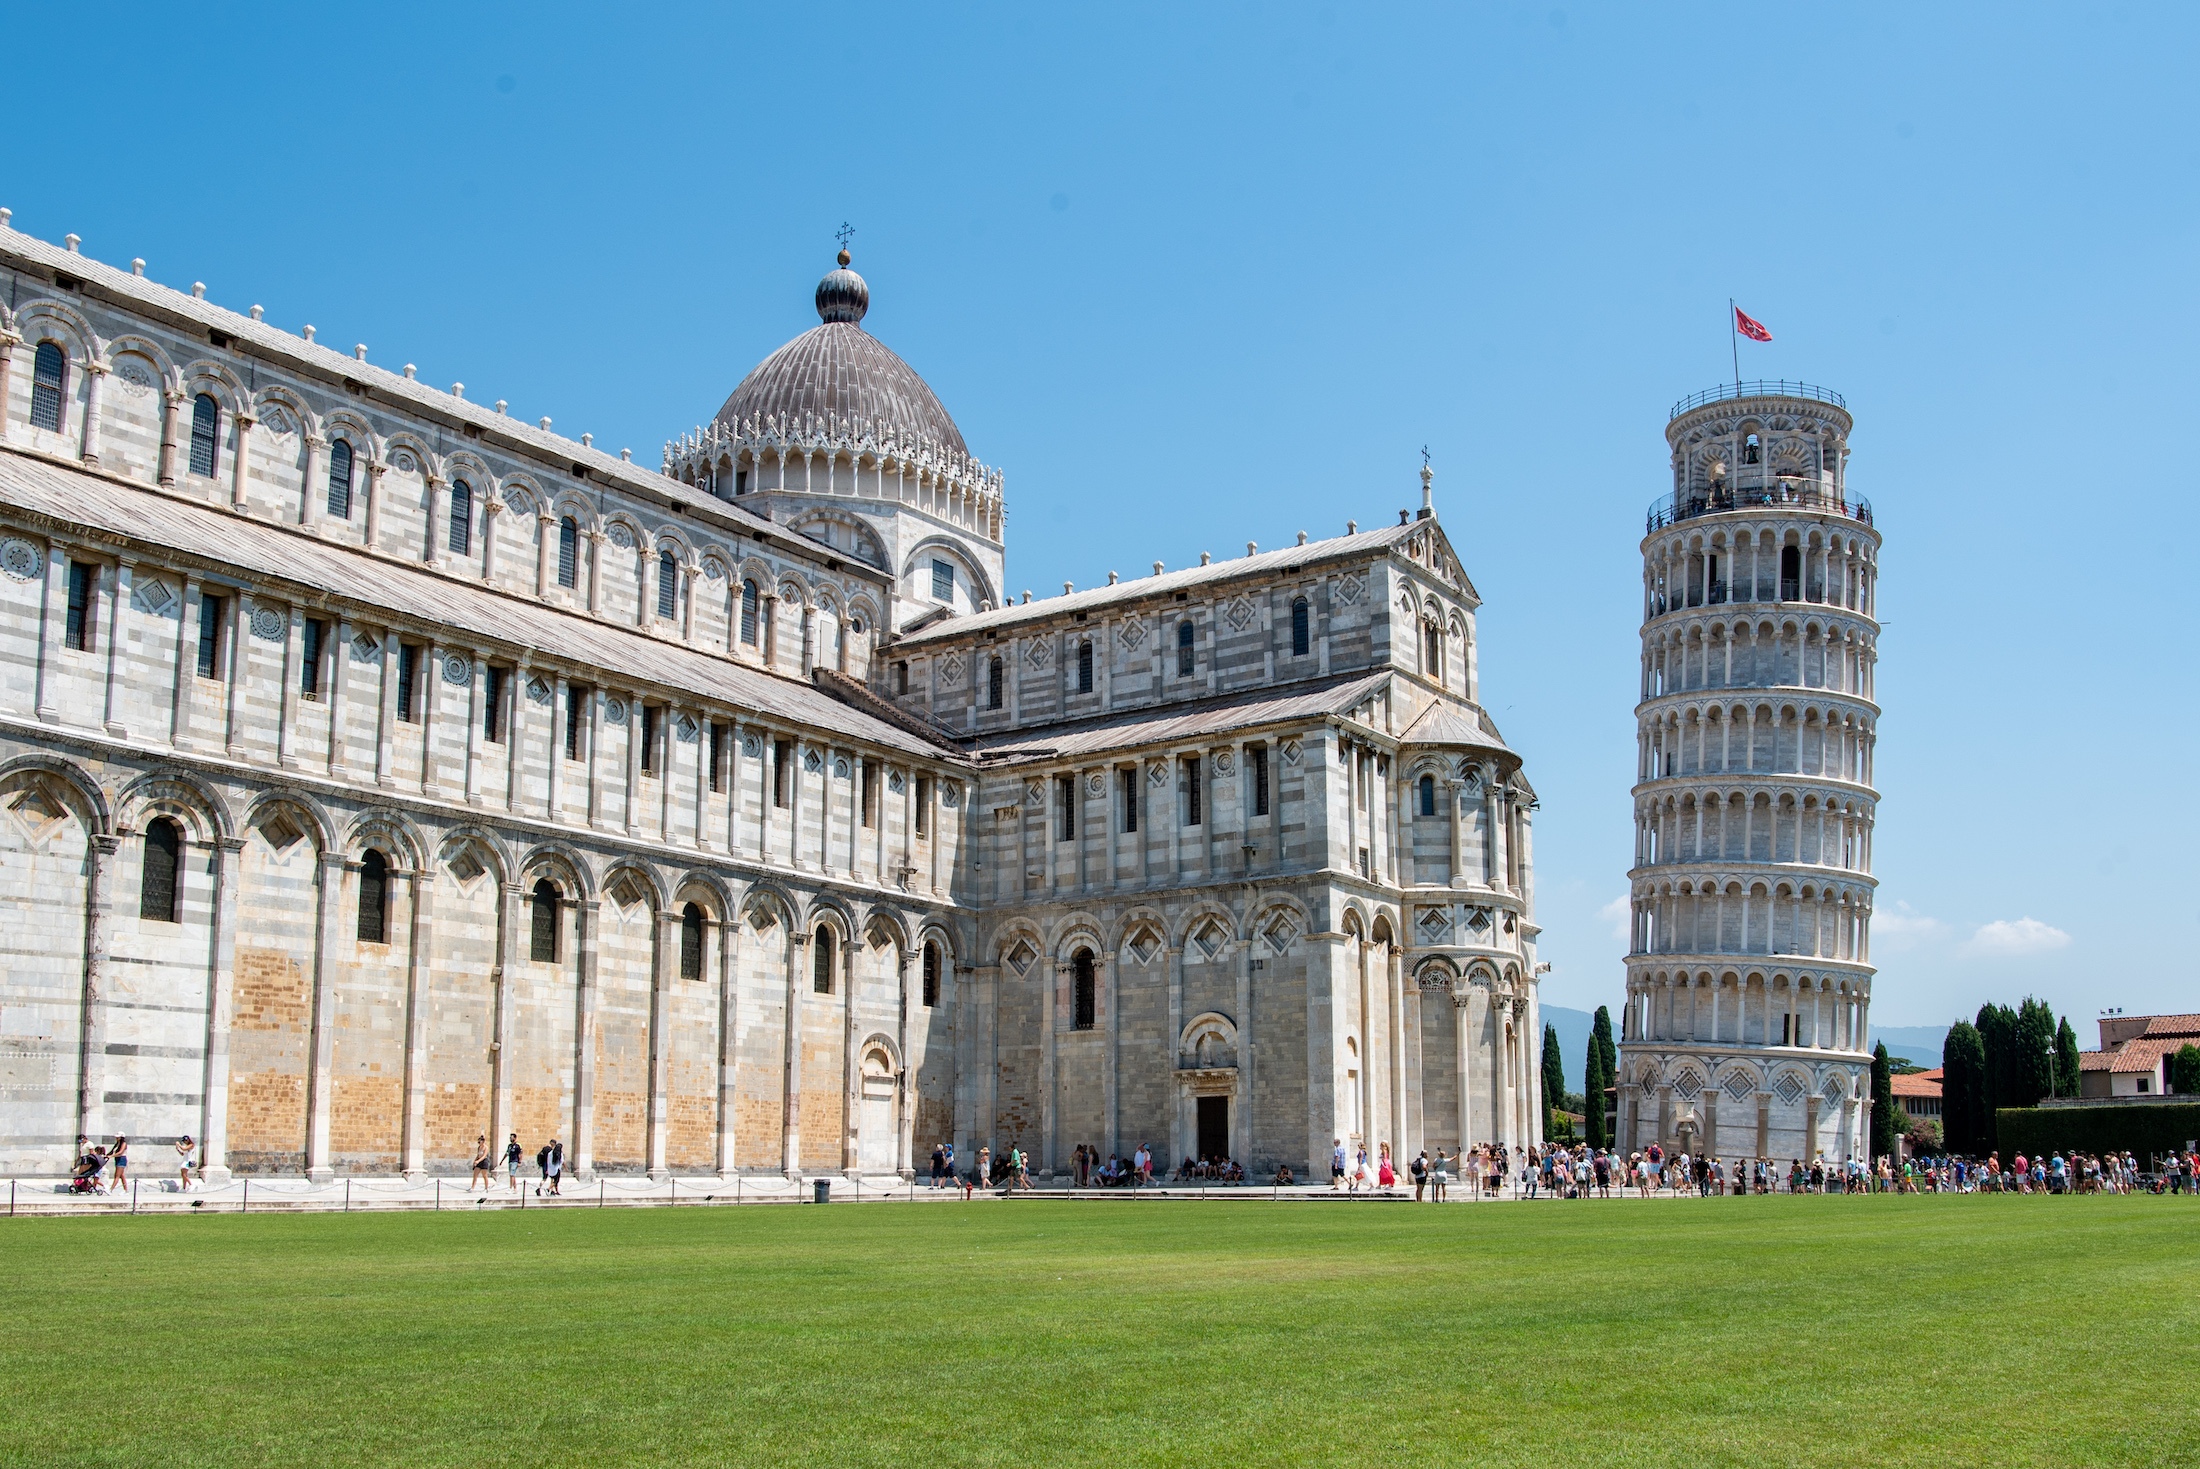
[[69, 1151, 105, 1194]]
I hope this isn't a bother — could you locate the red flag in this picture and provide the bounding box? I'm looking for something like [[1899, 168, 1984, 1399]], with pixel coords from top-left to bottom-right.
[[1734, 306, 1773, 342]]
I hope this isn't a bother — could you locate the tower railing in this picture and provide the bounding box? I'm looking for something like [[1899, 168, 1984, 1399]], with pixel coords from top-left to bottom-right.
[[1669, 381, 1847, 419], [1646, 481, 1873, 534]]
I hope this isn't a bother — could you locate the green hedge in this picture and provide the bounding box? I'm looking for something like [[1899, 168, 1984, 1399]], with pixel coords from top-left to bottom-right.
[[1995, 1105, 2200, 1160]]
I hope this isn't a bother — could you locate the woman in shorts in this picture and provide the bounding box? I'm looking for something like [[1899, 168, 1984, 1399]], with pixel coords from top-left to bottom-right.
[[108, 1136, 129, 1194], [175, 1135, 197, 1192], [471, 1135, 495, 1192]]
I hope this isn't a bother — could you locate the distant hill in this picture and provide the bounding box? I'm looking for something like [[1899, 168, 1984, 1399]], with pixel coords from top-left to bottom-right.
[[1544, 1004, 1598, 1093], [1871, 1024, 1950, 1071]]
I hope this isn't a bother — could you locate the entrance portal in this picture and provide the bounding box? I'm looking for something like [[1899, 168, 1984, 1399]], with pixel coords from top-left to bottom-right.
[[1196, 1095, 1230, 1161]]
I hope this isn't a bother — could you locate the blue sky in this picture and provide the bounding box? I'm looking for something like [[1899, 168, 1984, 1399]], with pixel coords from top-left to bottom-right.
[[13, 4, 2194, 1033]]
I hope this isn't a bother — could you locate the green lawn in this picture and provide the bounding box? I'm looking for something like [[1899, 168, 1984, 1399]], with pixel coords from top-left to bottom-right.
[[2, 1196, 2194, 1467]]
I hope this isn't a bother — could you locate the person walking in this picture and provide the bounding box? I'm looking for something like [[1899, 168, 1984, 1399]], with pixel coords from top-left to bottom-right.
[[470, 1135, 495, 1192], [968, 1145, 989, 1200], [1377, 1145, 1396, 1192], [1331, 1138, 1348, 1190], [546, 1138, 564, 1195], [174, 1135, 197, 1193], [503, 1133, 523, 1193], [108, 1136, 129, 1195]]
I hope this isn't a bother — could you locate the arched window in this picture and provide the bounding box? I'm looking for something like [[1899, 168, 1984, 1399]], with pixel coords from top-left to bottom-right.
[[1076, 639, 1093, 694], [30, 342, 66, 431], [1177, 620, 1195, 677], [657, 549, 680, 620], [1743, 432, 1762, 464], [557, 516, 579, 588], [357, 850, 390, 944], [813, 924, 836, 994], [740, 580, 760, 644], [987, 655, 1004, 710], [139, 817, 182, 923], [1424, 623, 1443, 681], [1072, 949, 1096, 1031], [1291, 597, 1310, 657], [922, 940, 941, 1007], [530, 878, 561, 962], [326, 439, 354, 519], [188, 393, 221, 478], [1418, 774, 1437, 818], [1779, 546, 1801, 601], [448, 479, 473, 555], [679, 902, 705, 980]]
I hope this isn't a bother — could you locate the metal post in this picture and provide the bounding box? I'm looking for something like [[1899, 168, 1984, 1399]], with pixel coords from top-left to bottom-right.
[[132, 1179, 139, 1215], [436, 1178, 441, 1211], [241, 1178, 248, 1213], [599, 1180, 605, 1208], [670, 1177, 675, 1206], [344, 1179, 351, 1213], [736, 1173, 742, 1206]]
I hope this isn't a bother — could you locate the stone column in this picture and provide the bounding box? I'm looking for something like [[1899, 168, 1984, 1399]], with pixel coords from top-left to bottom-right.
[[424, 474, 449, 566], [896, 945, 915, 1179], [572, 898, 602, 1178], [585, 529, 606, 615], [328, 618, 353, 774], [647, 906, 674, 1178], [228, 411, 255, 510], [1104, 948, 1120, 1161], [1166, 943, 1186, 1163], [363, 460, 387, 549], [79, 360, 106, 467], [74, 833, 119, 1144], [171, 574, 200, 748], [277, 605, 303, 768], [300, 434, 325, 529], [374, 630, 398, 787], [1453, 987, 1473, 1151], [157, 390, 182, 486], [32, 542, 64, 724], [714, 909, 740, 1177], [484, 882, 523, 1176], [198, 836, 244, 1185], [399, 864, 438, 1179], [1446, 779, 1465, 887], [1388, 943, 1406, 1157], [1041, 955, 1058, 1175], [304, 849, 346, 1182], [840, 936, 859, 1178], [463, 655, 486, 806], [101, 559, 132, 737], [481, 496, 504, 583], [535, 512, 555, 597], [782, 928, 805, 1178]]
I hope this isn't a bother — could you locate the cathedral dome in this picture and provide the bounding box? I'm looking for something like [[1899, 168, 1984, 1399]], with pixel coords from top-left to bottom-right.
[[714, 251, 967, 455]]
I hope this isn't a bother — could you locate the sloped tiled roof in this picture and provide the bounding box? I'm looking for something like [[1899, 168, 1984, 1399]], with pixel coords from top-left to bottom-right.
[[2081, 1038, 2187, 1075], [1890, 1068, 1943, 1099], [1397, 699, 1512, 752], [2140, 1014, 2200, 1038], [0, 450, 949, 760]]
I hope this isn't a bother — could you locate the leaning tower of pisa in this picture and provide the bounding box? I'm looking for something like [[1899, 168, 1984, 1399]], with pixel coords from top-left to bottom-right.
[[1616, 382, 1882, 1166]]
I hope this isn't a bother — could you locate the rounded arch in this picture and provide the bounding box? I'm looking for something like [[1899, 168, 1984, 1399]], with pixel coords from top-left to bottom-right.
[[915, 916, 962, 965], [600, 859, 667, 915], [738, 882, 797, 933], [1051, 914, 1107, 962], [176, 359, 248, 417], [436, 825, 513, 885], [514, 840, 595, 900], [669, 869, 735, 920], [800, 891, 856, 943], [319, 409, 383, 461], [1179, 1011, 1238, 1059], [862, 906, 912, 956], [101, 332, 178, 388], [114, 768, 232, 844], [900, 535, 995, 610], [240, 789, 334, 853], [344, 808, 426, 870], [1414, 956, 1460, 989], [0, 753, 112, 835], [16, 299, 100, 361], [379, 431, 439, 479], [856, 1031, 903, 1075], [1174, 901, 1241, 953]]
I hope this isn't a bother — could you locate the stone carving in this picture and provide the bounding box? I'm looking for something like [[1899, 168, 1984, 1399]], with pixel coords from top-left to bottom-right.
[[442, 655, 470, 685], [132, 578, 175, 616], [113, 357, 157, 396], [390, 449, 418, 473], [351, 633, 382, 664], [1214, 751, 1233, 777], [940, 781, 961, 808], [1118, 619, 1145, 649], [802, 748, 822, 774], [603, 698, 628, 724], [1191, 920, 1228, 960], [1334, 573, 1363, 605], [1026, 639, 1050, 669], [938, 651, 963, 686], [1148, 763, 1168, 787], [1416, 908, 1452, 944], [0, 538, 40, 582], [1672, 1068, 1703, 1101], [260, 404, 297, 438], [674, 714, 698, 742], [1722, 1072, 1755, 1102], [526, 675, 552, 703], [888, 771, 905, 794], [1225, 596, 1255, 631], [605, 522, 635, 549], [1773, 1074, 1804, 1106], [832, 757, 850, 779], [249, 606, 286, 641], [1280, 739, 1301, 765], [743, 734, 762, 758], [1126, 929, 1160, 965], [1005, 939, 1038, 976]]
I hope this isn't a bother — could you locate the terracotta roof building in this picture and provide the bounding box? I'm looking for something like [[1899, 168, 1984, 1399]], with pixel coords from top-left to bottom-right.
[[2079, 1015, 2200, 1099]]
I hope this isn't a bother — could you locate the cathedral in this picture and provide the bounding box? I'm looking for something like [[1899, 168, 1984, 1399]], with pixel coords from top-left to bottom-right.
[[0, 221, 1544, 1183]]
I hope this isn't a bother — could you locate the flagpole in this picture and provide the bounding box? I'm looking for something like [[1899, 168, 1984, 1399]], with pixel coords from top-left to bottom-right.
[[1729, 298, 1740, 389]]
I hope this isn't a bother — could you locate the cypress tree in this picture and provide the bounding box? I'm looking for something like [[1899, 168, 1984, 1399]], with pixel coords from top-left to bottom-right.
[[1541, 1022, 1567, 1134], [2054, 1016, 2081, 1099], [1976, 1003, 2017, 1147], [1869, 1041, 1896, 1159], [2015, 997, 2056, 1106], [1590, 1005, 1618, 1147], [1941, 1019, 1986, 1156], [1582, 1033, 1609, 1148]]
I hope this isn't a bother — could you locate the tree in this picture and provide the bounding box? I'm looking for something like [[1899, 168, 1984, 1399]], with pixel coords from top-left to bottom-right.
[[1976, 1002, 2017, 1147], [1592, 1005, 1618, 1088], [1869, 1041, 1896, 1159], [2014, 997, 2057, 1106], [1541, 1022, 1567, 1136], [2054, 1016, 2081, 1099], [2171, 1044, 2200, 1098], [1582, 1029, 1609, 1148], [1941, 1019, 1987, 1157]]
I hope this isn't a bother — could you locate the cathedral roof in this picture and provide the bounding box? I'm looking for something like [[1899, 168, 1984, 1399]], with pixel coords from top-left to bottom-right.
[[1397, 700, 1511, 751], [969, 671, 1395, 764], [0, 452, 949, 761], [714, 252, 967, 456], [894, 521, 1438, 645]]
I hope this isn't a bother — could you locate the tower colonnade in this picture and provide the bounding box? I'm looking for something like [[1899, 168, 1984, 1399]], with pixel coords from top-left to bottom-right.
[[1618, 384, 1883, 1165]]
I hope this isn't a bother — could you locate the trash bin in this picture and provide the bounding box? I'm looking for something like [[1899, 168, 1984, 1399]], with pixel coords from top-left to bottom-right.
[[812, 1178, 831, 1204]]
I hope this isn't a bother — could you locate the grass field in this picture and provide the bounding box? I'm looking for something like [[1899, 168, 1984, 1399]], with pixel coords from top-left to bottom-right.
[[3, 1195, 2195, 1467]]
